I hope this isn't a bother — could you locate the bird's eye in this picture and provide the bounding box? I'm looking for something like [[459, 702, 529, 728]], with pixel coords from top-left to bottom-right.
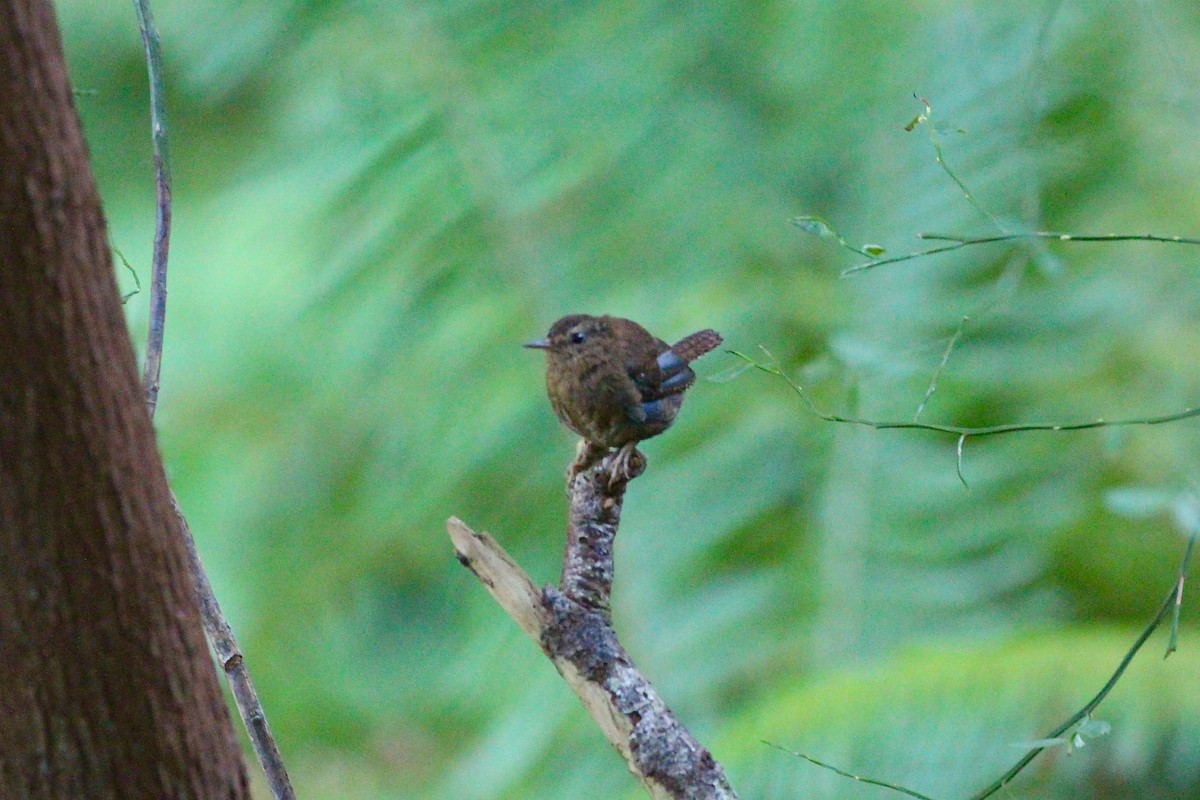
[[570, 330, 587, 344]]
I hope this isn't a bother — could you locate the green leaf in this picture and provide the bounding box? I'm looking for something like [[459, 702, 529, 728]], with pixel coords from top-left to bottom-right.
[[791, 215, 838, 239], [1076, 717, 1112, 739]]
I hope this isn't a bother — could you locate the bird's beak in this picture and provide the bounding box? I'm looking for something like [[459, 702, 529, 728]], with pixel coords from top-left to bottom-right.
[[523, 338, 550, 349]]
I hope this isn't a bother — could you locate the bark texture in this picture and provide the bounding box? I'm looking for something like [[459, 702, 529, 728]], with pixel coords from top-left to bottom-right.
[[0, 2, 249, 797], [448, 442, 739, 800]]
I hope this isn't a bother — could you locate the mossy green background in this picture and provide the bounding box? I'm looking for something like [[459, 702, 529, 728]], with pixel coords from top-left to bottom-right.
[[60, 1, 1200, 797]]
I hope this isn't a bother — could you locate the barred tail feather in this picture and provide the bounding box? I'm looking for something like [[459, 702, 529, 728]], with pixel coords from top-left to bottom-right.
[[669, 329, 723, 363]]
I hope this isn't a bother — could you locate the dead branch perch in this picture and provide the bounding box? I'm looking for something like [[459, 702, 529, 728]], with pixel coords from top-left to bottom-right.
[[447, 450, 738, 800]]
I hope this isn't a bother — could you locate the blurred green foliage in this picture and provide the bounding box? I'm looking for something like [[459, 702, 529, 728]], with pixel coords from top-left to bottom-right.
[[59, 0, 1200, 797]]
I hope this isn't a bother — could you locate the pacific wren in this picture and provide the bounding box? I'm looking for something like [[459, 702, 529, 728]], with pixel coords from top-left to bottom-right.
[[525, 314, 722, 480]]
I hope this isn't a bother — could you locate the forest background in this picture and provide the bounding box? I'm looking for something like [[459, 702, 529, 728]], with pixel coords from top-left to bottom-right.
[[61, 1, 1200, 798]]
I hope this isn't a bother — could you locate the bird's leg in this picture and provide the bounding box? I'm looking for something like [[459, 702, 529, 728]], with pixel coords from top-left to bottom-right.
[[567, 439, 607, 484], [607, 442, 646, 487]]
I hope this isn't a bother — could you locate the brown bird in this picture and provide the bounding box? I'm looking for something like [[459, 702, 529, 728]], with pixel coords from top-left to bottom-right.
[[525, 314, 722, 480]]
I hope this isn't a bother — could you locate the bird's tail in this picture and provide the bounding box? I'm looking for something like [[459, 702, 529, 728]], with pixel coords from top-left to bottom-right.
[[668, 329, 723, 363]]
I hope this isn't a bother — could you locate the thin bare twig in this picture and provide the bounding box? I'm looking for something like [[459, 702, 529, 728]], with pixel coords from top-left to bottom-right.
[[172, 495, 296, 800], [448, 448, 738, 800], [131, 0, 170, 417], [131, 2, 294, 796]]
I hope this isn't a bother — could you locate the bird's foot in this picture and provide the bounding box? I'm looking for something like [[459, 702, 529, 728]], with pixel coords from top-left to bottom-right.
[[566, 440, 646, 490], [606, 443, 646, 489]]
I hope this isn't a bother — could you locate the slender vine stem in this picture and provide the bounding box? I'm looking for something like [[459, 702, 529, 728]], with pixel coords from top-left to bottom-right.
[[843, 230, 1200, 276], [775, 536, 1194, 800], [734, 350, 1200, 439], [765, 743, 937, 800], [967, 534, 1195, 800]]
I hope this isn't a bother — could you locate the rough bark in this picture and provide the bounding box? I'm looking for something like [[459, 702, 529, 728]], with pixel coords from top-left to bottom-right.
[[0, 2, 249, 797], [449, 445, 738, 800]]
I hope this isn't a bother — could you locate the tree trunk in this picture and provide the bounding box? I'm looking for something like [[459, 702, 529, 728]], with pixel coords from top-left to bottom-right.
[[0, 2, 250, 797]]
